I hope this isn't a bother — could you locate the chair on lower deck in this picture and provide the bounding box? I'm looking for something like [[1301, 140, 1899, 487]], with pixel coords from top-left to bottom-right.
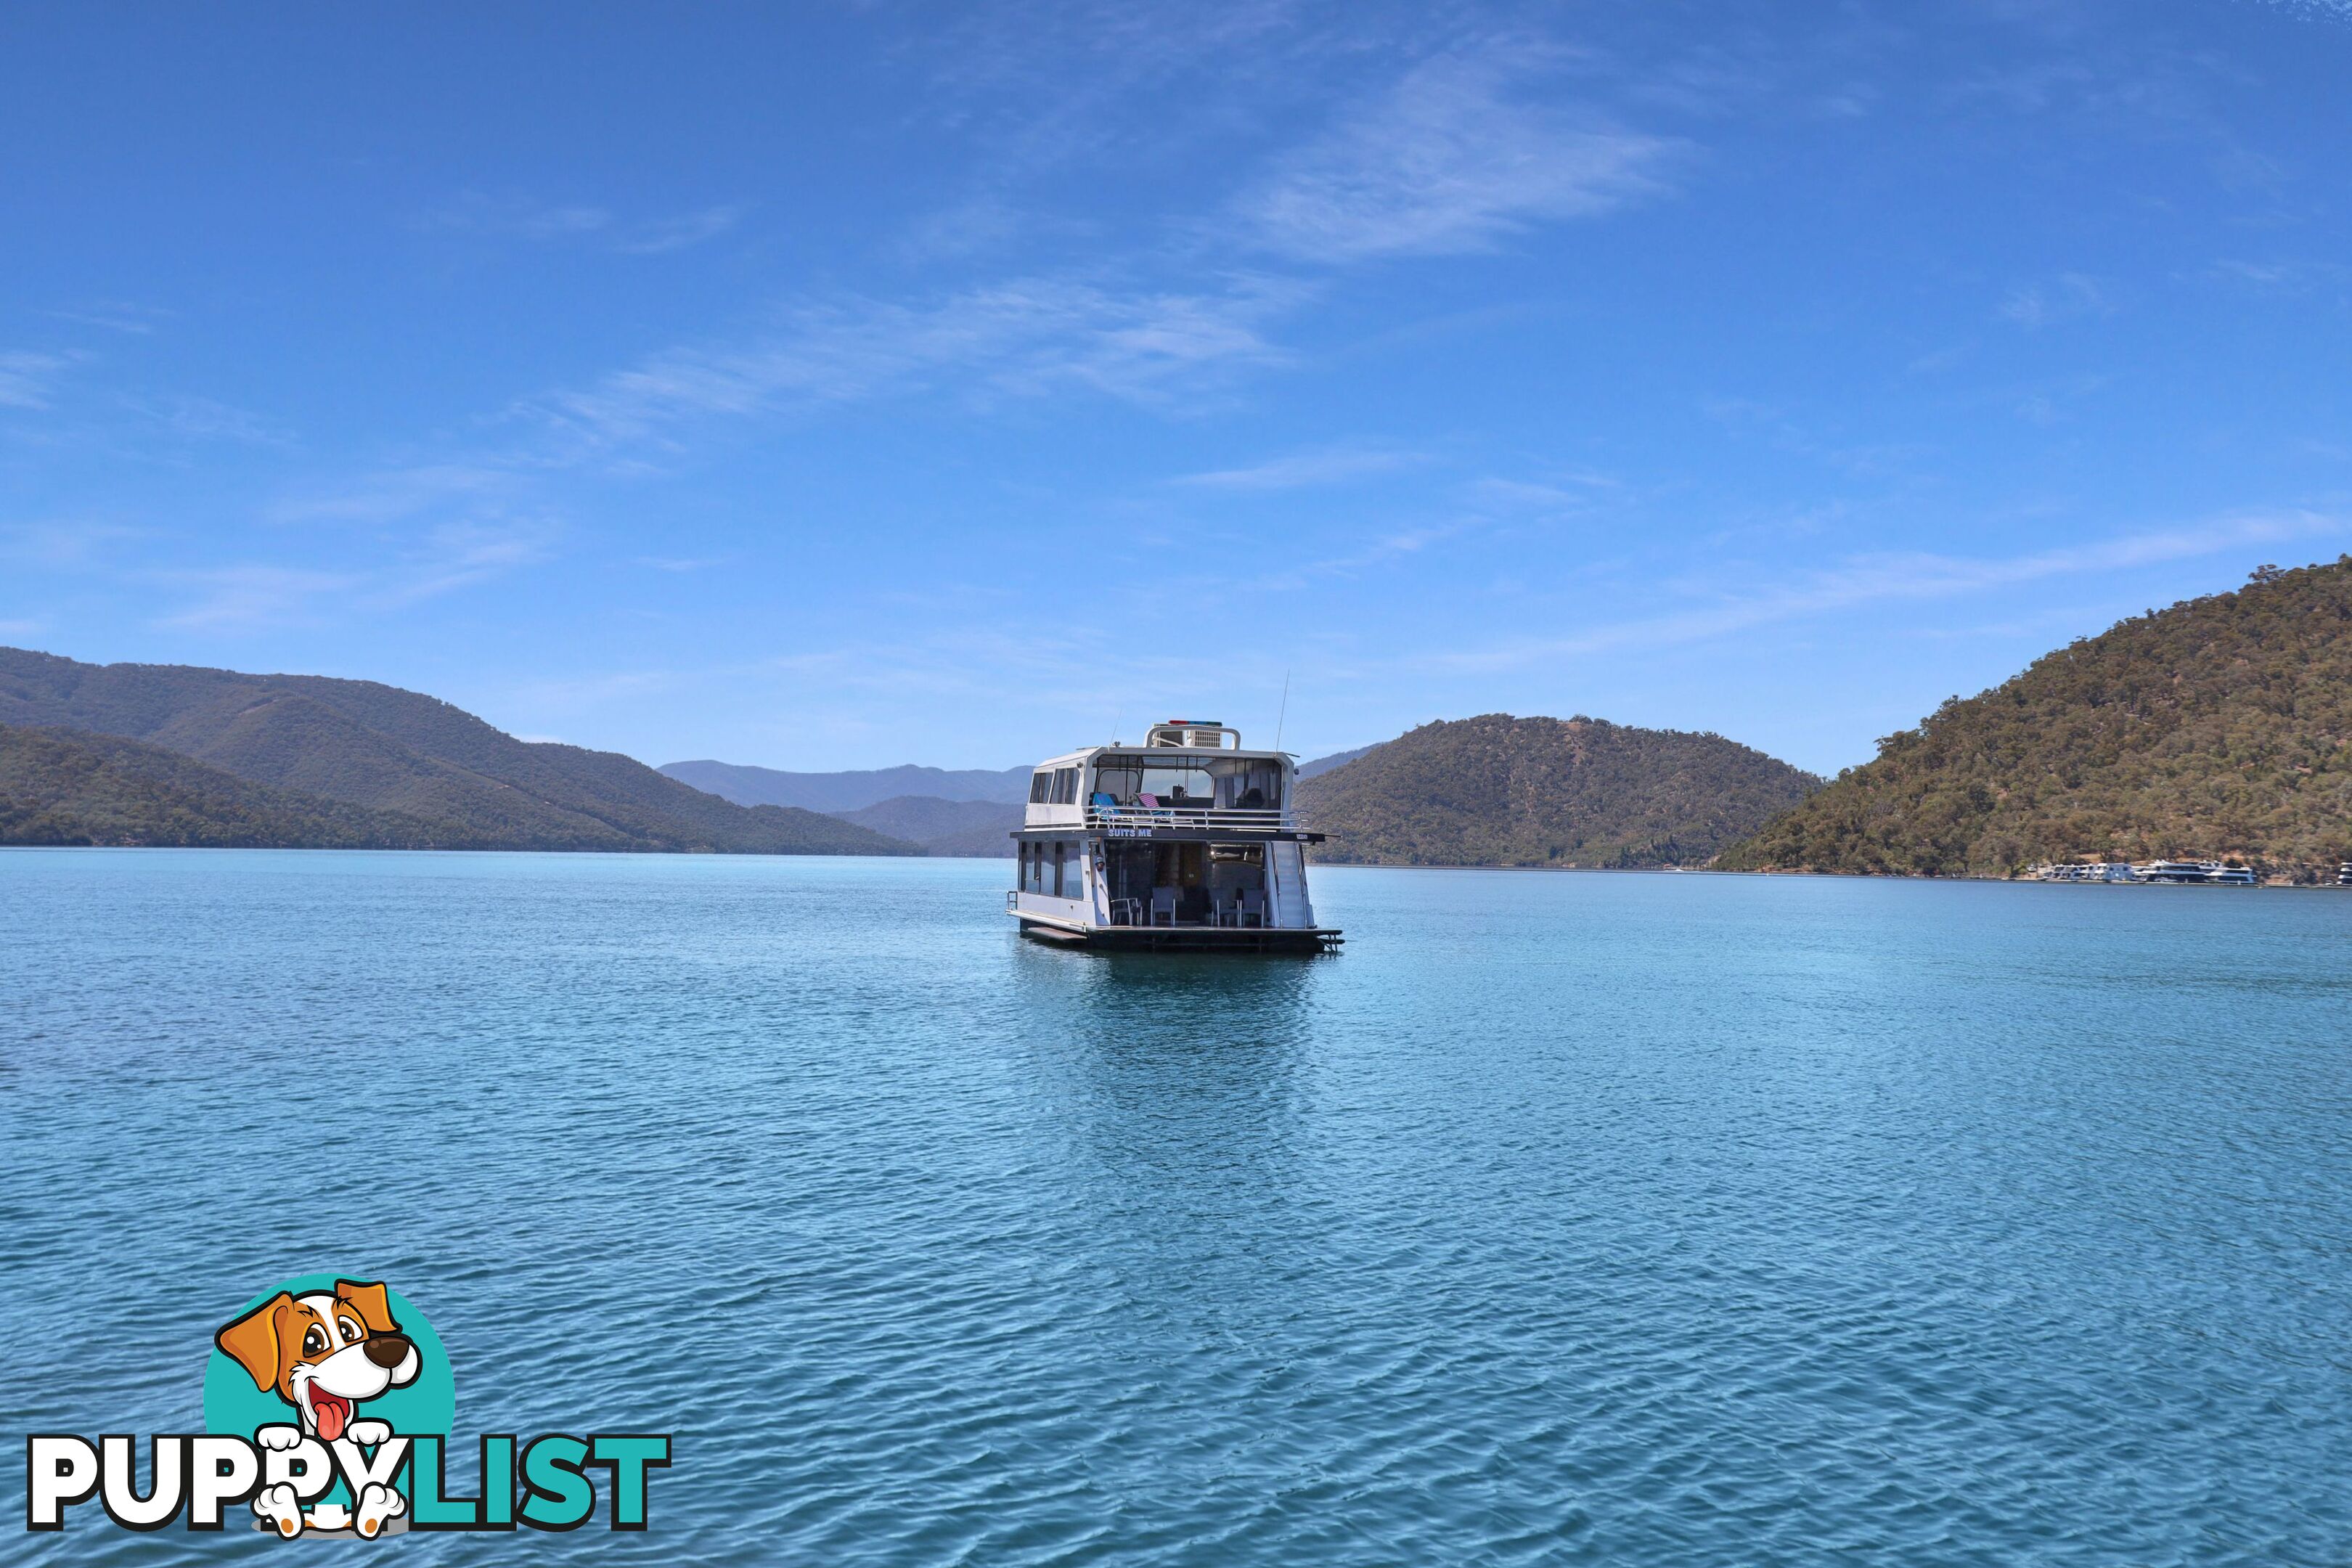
[[1149, 887, 1179, 926], [1236, 888, 1267, 928]]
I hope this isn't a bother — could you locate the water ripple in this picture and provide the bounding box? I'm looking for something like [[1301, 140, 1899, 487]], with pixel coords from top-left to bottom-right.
[[3, 852, 2350, 1564]]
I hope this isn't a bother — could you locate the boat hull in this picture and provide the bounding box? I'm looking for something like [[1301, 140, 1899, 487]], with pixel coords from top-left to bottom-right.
[[1012, 912, 1341, 954]]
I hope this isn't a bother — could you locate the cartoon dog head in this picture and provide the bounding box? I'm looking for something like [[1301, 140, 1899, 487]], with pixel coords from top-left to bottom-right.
[[216, 1279, 420, 1442]]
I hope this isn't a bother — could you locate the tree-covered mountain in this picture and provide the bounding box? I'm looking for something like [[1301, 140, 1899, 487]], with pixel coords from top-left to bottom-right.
[[0, 648, 918, 855], [1719, 558, 2352, 881], [1299, 743, 1383, 778], [0, 723, 473, 848], [1297, 714, 1818, 867]]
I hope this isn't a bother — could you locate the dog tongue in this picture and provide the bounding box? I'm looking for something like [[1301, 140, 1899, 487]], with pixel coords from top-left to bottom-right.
[[314, 1393, 349, 1442]]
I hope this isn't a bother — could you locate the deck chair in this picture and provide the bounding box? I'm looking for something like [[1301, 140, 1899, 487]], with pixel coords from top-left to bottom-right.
[[1149, 887, 1179, 926], [1237, 889, 1267, 928]]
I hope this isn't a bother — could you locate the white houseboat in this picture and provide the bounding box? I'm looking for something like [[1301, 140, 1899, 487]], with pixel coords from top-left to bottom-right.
[[2136, 859, 2257, 886], [1007, 721, 1342, 952]]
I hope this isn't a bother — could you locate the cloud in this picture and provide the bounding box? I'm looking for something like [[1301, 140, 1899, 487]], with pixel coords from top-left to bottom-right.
[[422, 192, 613, 240], [268, 464, 515, 526], [158, 565, 364, 630], [522, 274, 1304, 449], [126, 394, 295, 446], [0, 518, 146, 568], [1237, 48, 1680, 263], [1998, 272, 2113, 327], [422, 193, 746, 255], [611, 204, 750, 255], [372, 519, 558, 608], [152, 517, 555, 629], [2207, 257, 2351, 293], [1176, 446, 1421, 490], [44, 302, 168, 335], [0, 351, 74, 410], [1440, 511, 2348, 670]]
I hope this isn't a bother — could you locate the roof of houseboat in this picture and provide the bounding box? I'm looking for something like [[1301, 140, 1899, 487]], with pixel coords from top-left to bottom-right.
[[1028, 722, 1295, 767]]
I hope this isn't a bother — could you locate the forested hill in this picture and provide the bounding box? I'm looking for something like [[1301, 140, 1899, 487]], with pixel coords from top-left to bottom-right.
[[1718, 558, 2352, 880], [0, 724, 489, 848], [1297, 714, 1818, 867], [0, 648, 916, 854]]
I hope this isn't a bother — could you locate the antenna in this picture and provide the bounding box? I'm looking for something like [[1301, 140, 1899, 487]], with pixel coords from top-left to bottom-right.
[[1109, 709, 1122, 746], [1274, 670, 1291, 751]]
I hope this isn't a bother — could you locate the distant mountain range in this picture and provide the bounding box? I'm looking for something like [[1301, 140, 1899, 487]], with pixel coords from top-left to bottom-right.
[[830, 795, 1023, 857], [1298, 743, 1381, 777], [33, 560, 2338, 876], [660, 759, 1032, 812], [1719, 558, 2352, 881], [1298, 714, 1819, 867], [0, 649, 914, 854]]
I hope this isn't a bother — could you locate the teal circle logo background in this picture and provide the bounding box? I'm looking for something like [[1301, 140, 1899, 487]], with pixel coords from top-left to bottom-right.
[[203, 1275, 455, 1440]]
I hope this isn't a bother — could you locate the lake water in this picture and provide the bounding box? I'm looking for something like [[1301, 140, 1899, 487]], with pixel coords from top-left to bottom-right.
[[4, 850, 2350, 1565]]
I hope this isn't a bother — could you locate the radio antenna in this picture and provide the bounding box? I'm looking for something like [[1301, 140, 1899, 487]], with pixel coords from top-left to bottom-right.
[[1274, 671, 1291, 751], [1109, 709, 1122, 746]]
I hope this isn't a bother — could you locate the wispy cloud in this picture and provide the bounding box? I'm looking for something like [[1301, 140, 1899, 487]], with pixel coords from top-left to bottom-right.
[[0, 351, 75, 410], [1176, 445, 1421, 490], [159, 565, 365, 630], [153, 517, 556, 631], [0, 518, 146, 568], [2206, 257, 2351, 293], [422, 193, 747, 254], [1237, 47, 1681, 263], [268, 463, 515, 526], [126, 394, 295, 446], [1999, 271, 2114, 328], [1439, 511, 2348, 670], [44, 302, 168, 335], [371, 519, 558, 608], [422, 192, 614, 240], [611, 203, 751, 255], [521, 274, 1304, 449]]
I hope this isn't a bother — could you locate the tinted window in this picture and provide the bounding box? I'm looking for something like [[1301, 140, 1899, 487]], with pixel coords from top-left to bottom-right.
[[1029, 770, 1053, 804]]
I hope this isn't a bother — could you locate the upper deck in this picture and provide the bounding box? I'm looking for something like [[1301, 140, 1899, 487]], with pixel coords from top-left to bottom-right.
[[1021, 721, 1307, 837]]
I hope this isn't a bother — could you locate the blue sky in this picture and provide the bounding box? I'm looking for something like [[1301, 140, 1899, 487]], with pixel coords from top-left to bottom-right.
[[3, 1, 2348, 774]]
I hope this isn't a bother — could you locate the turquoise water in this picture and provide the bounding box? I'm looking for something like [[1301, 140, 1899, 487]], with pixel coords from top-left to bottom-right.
[[4, 849, 2350, 1565]]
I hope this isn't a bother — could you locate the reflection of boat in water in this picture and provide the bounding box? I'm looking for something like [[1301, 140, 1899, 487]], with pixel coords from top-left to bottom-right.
[[1007, 721, 1342, 952]]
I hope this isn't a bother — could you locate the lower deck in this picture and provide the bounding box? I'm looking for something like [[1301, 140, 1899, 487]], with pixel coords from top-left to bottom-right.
[[1008, 832, 1340, 952]]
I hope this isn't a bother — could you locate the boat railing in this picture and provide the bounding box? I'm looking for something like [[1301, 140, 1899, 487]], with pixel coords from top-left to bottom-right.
[[1085, 804, 1295, 833]]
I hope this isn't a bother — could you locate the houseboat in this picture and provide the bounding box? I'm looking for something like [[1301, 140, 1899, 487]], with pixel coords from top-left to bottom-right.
[[2136, 859, 2257, 886], [1006, 721, 1342, 952]]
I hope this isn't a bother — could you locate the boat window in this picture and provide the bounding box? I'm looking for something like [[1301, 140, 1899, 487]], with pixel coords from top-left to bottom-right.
[[1093, 756, 1143, 804], [1138, 760, 1214, 805], [1055, 841, 1085, 897], [1083, 753, 1282, 808], [1029, 770, 1053, 804], [1051, 767, 1079, 805], [1209, 757, 1283, 808]]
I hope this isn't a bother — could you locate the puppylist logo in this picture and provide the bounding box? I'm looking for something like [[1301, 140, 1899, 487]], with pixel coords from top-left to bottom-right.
[[26, 1275, 671, 1538]]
